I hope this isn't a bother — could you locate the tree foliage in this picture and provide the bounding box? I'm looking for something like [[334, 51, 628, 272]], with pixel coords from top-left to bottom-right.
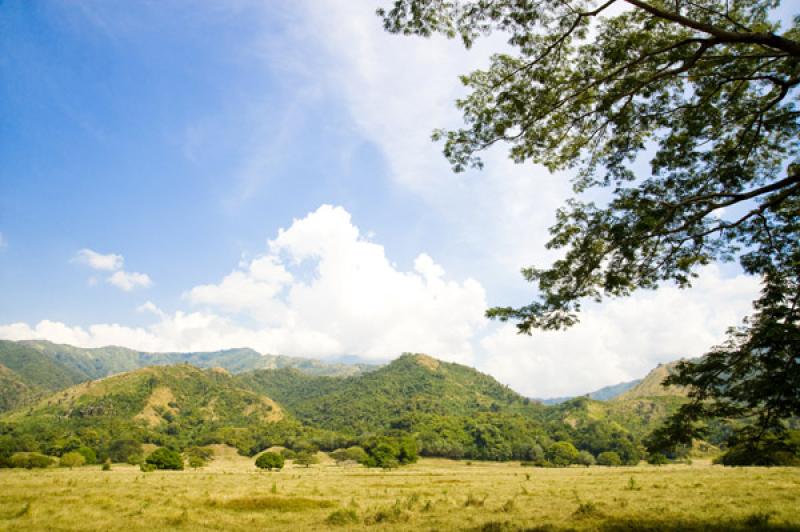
[[379, 0, 800, 459], [145, 448, 184, 470], [255, 451, 285, 471]]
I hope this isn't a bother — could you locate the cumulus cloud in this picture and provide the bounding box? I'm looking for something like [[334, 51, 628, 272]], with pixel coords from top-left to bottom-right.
[[477, 266, 761, 398], [74, 248, 124, 271], [73, 248, 151, 292], [4, 206, 487, 363], [108, 270, 152, 292]]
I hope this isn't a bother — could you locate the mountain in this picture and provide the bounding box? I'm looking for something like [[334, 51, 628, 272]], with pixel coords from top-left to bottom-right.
[[238, 353, 542, 435], [0, 363, 39, 412], [537, 378, 642, 405], [615, 361, 688, 400], [2, 364, 290, 454], [0, 339, 375, 413], [18, 340, 375, 378]]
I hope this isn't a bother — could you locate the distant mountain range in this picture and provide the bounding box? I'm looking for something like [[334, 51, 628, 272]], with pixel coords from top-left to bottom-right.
[[0, 339, 695, 463]]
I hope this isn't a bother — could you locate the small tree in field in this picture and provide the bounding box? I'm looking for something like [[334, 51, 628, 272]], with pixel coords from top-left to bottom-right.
[[255, 452, 284, 471], [597, 451, 623, 466], [145, 448, 184, 470], [547, 442, 580, 467], [293, 451, 318, 468], [59, 451, 86, 469]]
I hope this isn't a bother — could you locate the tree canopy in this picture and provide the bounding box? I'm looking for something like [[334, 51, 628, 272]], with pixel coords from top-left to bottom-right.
[[379, 0, 799, 460]]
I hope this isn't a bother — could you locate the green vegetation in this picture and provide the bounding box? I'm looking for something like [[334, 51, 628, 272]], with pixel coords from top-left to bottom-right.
[[379, 0, 800, 465], [0, 347, 795, 467], [145, 448, 184, 470], [0, 340, 375, 415], [59, 451, 85, 468], [255, 451, 284, 471], [0, 456, 797, 530]]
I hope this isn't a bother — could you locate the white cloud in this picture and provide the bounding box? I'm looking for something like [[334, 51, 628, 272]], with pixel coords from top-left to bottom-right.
[[73, 248, 151, 292], [74, 248, 124, 271], [108, 270, 152, 292], [3, 205, 487, 363], [477, 265, 761, 398]]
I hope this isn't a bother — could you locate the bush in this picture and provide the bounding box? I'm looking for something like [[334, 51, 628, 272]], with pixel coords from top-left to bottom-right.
[[102, 458, 112, 471], [145, 448, 184, 470], [140, 462, 157, 472], [547, 441, 580, 467], [76, 446, 97, 465], [108, 439, 143, 465], [597, 451, 623, 466], [10, 452, 55, 469], [293, 451, 318, 468], [714, 433, 800, 466], [59, 451, 86, 468], [255, 452, 285, 471], [577, 450, 596, 466], [280, 448, 296, 459], [647, 453, 669, 465], [345, 446, 369, 464]]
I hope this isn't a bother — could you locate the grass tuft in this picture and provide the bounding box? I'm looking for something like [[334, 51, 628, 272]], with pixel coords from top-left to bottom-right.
[[326, 508, 359, 526], [211, 496, 335, 512]]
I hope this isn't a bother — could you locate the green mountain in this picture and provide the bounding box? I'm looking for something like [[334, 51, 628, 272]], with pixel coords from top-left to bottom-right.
[[1, 364, 297, 455], [238, 353, 541, 434], [19, 340, 375, 378], [0, 339, 375, 413], [0, 363, 39, 412], [0, 340, 89, 391], [0, 348, 697, 464], [615, 361, 688, 400]]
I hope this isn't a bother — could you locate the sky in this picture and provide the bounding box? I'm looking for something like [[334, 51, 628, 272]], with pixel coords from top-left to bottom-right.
[[0, 0, 763, 398]]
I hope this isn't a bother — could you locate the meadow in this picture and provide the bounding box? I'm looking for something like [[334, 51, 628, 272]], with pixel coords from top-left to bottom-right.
[[1, 449, 798, 531]]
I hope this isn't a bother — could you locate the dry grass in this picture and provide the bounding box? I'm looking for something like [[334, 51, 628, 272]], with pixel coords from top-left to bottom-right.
[[0, 454, 798, 531]]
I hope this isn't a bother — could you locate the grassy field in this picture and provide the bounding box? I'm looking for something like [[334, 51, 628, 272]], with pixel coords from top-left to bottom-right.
[[1, 450, 799, 531]]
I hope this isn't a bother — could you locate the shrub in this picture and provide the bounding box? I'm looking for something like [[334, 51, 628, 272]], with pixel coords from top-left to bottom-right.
[[188, 456, 206, 469], [185, 446, 214, 468], [59, 451, 86, 469], [108, 439, 143, 465], [10, 452, 55, 469], [577, 451, 596, 466], [714, 433, 800, 466], [293, 451, 318, 468], [76, 446, 97, 465], [140, 462, 157, 472], [145, 448, 184, 470], [597, 451, 622, 466], [344, 446, 368, 465], [102, 458, 112, 471], [647, 453, 669, 465], [255, 452, 284, 471], [280, 448, 296, 460], [547, 441, 580, 467]]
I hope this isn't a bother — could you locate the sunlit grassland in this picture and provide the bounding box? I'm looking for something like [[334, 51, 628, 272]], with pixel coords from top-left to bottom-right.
[[1, 453, 798, 531]]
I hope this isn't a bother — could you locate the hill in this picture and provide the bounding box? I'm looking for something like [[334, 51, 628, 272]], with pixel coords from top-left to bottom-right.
[[1, 364, 297, 456], [19, 340, 375, 377], [238, 353, 541, 434], [538, 378, 642, 405], [0, 340, 89, 392], [615, 361, 688, 400], [0, 340, 375, 412], [237, 353, 562, 460]]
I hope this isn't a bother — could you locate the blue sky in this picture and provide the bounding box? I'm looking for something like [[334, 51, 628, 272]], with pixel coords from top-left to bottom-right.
[[0, 1, 764, 397]]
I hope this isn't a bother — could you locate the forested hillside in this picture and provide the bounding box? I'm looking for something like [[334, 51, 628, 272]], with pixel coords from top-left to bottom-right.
[[0, 340, 374, 413], [0, 345, 720, 467]]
